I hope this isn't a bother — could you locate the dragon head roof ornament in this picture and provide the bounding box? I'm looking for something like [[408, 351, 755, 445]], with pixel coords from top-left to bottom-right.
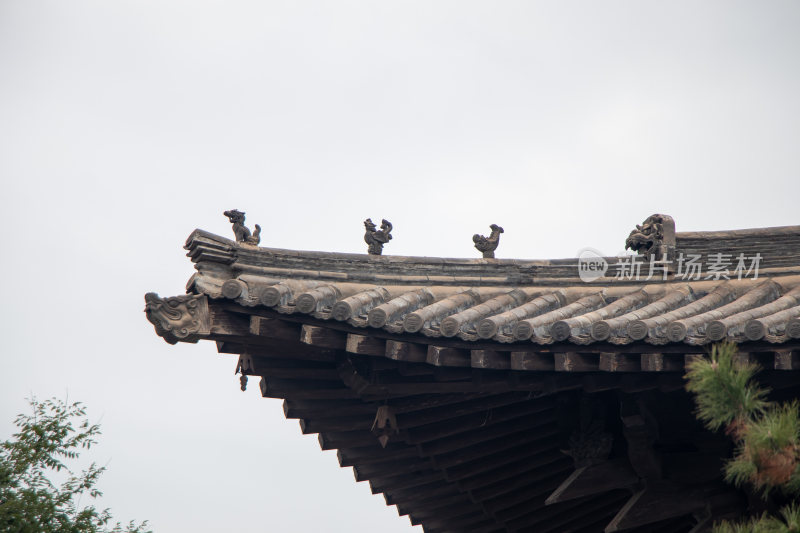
[[625, 214, 676, 263]]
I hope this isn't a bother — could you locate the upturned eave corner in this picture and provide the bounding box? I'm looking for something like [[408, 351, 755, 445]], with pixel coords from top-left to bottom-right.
[[144, 292, 211, 345]]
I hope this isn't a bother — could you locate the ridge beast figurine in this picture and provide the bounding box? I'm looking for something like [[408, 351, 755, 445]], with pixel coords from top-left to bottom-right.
[[473, 224, 504, 258], [224, 209, 261, 245], [364, 218, 393, 255]]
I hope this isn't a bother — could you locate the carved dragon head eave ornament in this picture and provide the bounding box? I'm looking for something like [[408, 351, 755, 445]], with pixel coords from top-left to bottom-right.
[[144, 292, 210, 345], [625, 214, 676, 261]]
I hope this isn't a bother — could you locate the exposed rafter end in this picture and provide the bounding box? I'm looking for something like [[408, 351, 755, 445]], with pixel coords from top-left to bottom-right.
[[301, 324, 347, 349]]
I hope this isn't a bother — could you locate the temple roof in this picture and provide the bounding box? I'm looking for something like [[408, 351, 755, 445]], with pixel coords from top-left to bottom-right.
[[184, 225, 800, 348], [146, 216, 800, 533]]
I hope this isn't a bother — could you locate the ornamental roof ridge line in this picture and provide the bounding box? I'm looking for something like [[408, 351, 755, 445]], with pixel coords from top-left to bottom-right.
[[183, 225, 800, 284]]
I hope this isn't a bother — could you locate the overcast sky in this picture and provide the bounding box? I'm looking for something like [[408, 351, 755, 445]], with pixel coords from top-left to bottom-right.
[[1, 1, 799, 531]]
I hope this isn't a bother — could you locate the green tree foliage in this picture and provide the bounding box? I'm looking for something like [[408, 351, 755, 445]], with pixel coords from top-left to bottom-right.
[[685, 342, 800, 533], [0, 397, 150, 533]]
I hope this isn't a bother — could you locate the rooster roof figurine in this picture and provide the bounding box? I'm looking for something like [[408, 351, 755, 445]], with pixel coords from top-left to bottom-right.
[[473, 224, 504, 258]]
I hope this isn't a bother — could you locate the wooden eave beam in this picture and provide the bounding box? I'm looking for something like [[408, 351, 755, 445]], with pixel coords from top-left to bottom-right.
[[600, 352, 641, 372], [385, 340, 428, 362], [345, 333, 386, 356], [775, 349, 800, 370], [383, 481, 460, 506], [479, 471, 571, 515], [407, 502, 487, 523], [418, 416, 559, 456], [535, 491, 631, 533], [368, 470, 445, 494], [300, 324, 347, 349], [405, 400, 556, 444], [472, 349, 511, 370], [555, 352, 599, 372], [259, 376, 358, 400], [427, 345, 471, 367], [457, 454, 573, 492], [468, 461, 573, 502], [283, 398, 375, 419], [249, 315, 302, 341], [415, 512, 496, 531], [442, 439, 561, 482], [432, 427, 560, 469], [394, 492, 474, 517], [604, 484, 706, 533], [352, 458, 434, 482], [544, 458, 639, 505], [337, 444, 420, 466]]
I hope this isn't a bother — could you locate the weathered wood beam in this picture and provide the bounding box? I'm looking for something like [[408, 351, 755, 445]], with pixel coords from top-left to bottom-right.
[[240, 354, 340, 380], [385, 340, 428, 362], [294, 393, 532, 434], [397, 393, 541, 428], [300, 324, 347, 349], [427, 346, 471, 367], [352, 458, 433, 481], [361, 380, 507, 398], [555, 352, 598, 372], [413, 511, 494, 531], [443, 440, 560, 482], [604, 484, 706, 532], [345, 334, 385, 356], [535, 492, 630, 533], [337, 444, 420, 466], [544, 458, 638, 505], [510, 351, 553, 371], [469, 461, 572, 502], [457, 454, 572, 492], [471, 350, 510, 370], [599, 352, 640, 372], [284, 398, 375, 420], [249, 315, 301, 341], [368, 470, 445, 494], [481, 472, 567, 515], [582, 374, 622, 393], [641, 353, 683, 372], [259, 377, 358, 400], [383, 481, 460, 506], [432, 427, 560, 469], [386, 393, 493, 414], [394, 492, 473, 517], [319, 430, 382, 450], [489, 494, 547, 523], [734, 351, 773, 369], [406, 401, 556, 444], [406, 502, 483, 522], [299, 416, 372, 434], [220, 341, 337, 362], [775, 349, 800, 370], [419, 417, 558, 456]]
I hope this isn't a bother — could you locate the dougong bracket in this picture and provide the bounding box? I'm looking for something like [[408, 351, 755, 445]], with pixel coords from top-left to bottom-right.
[[364, 218, 393, 255], [224, 209, 261, 245], [144, 293, 210, 345], [473, 224, 504, 258]]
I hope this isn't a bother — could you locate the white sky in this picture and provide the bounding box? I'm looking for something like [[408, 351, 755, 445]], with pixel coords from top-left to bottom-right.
[[1, 1, 799, 531]]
